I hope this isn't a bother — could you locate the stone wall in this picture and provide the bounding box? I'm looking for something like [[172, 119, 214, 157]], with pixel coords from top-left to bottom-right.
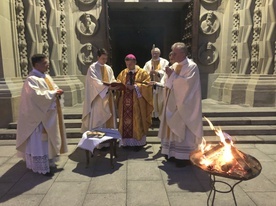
[[0, 0, 109, 128], [198, 0, 276, 106]]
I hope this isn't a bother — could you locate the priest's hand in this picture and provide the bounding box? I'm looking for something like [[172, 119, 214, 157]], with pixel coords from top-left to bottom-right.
[[56, 89, 64, 95], [148, 81, 156, 86], [150, 70, 159, 76], [165, 66, 173, 78]]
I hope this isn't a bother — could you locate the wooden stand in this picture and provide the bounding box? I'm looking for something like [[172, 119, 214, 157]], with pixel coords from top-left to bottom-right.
[[85, 139, 118, 168]]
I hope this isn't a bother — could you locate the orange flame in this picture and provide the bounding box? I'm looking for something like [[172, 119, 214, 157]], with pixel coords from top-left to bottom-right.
[[199, 117, 235, 170]]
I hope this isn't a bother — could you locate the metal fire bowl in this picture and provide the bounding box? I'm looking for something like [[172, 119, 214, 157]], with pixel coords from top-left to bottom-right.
[[190, 149, 262, 181]]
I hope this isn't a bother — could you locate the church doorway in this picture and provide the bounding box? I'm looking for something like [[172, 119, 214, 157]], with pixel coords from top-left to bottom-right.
[[108, 2, 188, 76]]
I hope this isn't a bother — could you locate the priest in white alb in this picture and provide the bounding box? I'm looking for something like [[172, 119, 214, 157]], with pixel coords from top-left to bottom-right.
[[157, 42, 203, 167], [81, 48, 120, 137], [16, 54, 68, 176], [143, 47, 169, 119]]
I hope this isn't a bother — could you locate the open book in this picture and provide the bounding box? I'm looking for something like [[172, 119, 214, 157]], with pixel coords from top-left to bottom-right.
[[102, 81, 126, 90]]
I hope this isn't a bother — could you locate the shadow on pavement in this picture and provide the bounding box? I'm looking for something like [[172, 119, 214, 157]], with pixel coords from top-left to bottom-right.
[[0, 160, 51, 203], [159, 161, 211, 192], [68, 147, 124, 177]]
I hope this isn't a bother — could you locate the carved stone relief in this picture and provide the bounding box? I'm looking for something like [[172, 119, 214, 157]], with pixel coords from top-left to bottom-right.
[[275, 41, 276, 74], [250, 0, 262, 74], [77, 13, 98, 36], [198, 42, 218, 65], [182, 2, 193, 57], [201, 0, 218, 4], [39, 0, 49, 56], [230, 0, 241, 73], [78, 43, 96, 65], [59, 0, 68, 75], [200, 11, 220, 35], [15, 0, 28, 77]]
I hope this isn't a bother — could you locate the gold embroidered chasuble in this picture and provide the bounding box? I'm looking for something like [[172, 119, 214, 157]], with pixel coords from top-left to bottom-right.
[[116, 67, 153, 140]]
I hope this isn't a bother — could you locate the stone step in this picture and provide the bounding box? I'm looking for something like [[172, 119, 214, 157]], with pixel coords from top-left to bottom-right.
[[149, 125, 276, 136], [202, 116, 276, 126], [202, 111, 276, 117], [1, 133, 275, 144], [8, 116, 276, 129], [3, 124, 276, 140], [64, 108, 276, 119]]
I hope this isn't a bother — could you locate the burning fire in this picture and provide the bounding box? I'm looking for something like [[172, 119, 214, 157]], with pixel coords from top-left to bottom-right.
[[197, 117, 251, 176]]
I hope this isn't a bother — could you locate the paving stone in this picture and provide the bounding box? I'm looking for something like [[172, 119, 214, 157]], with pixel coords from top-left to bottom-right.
[[39, 182, 89, 206], [255, 144, 276, 155], [239, 174, 276, 192], [246, 191, 276, 206], [159, 166, 208, 193], [239, 148, 275, 162], [83, 193, 126, 206], [55, 162, 93, 181], [0, 142, 275, 205], [0, 183, 15, 200], [168, 192, 208, 206], [0, 146, 16, 157], [6, 172, 55, 195], [0, 194, 44, 206], [127, 160, 161, 181], [88, 170, 126, 193], [127, 180, 169, 206], [0, 162, 28, 183]]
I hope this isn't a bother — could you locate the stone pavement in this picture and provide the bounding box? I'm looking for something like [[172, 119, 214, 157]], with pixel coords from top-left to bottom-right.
[[0, 139, 275, 206]]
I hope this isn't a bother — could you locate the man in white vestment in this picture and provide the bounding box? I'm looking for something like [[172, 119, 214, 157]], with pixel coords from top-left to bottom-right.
[[16, 54, 68, 176], [81, 48, 119, 144], [143, 47, 169, 119], [158, 42, 203, 167]]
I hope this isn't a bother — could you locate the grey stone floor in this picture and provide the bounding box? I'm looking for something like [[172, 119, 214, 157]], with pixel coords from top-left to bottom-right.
[[0, 140, 275, 206]]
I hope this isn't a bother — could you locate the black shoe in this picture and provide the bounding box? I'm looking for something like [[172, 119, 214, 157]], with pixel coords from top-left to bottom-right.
[[175, 159, 191, 168], [164, 155, 176, 162], [43, 171, 54, 177], [49, 165, 57, 173], [121, 145, 130, 149], [133, 146, 143, 152]]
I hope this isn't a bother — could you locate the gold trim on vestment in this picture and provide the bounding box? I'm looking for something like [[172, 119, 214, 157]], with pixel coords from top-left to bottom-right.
[[44, 77, 66, 151]]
